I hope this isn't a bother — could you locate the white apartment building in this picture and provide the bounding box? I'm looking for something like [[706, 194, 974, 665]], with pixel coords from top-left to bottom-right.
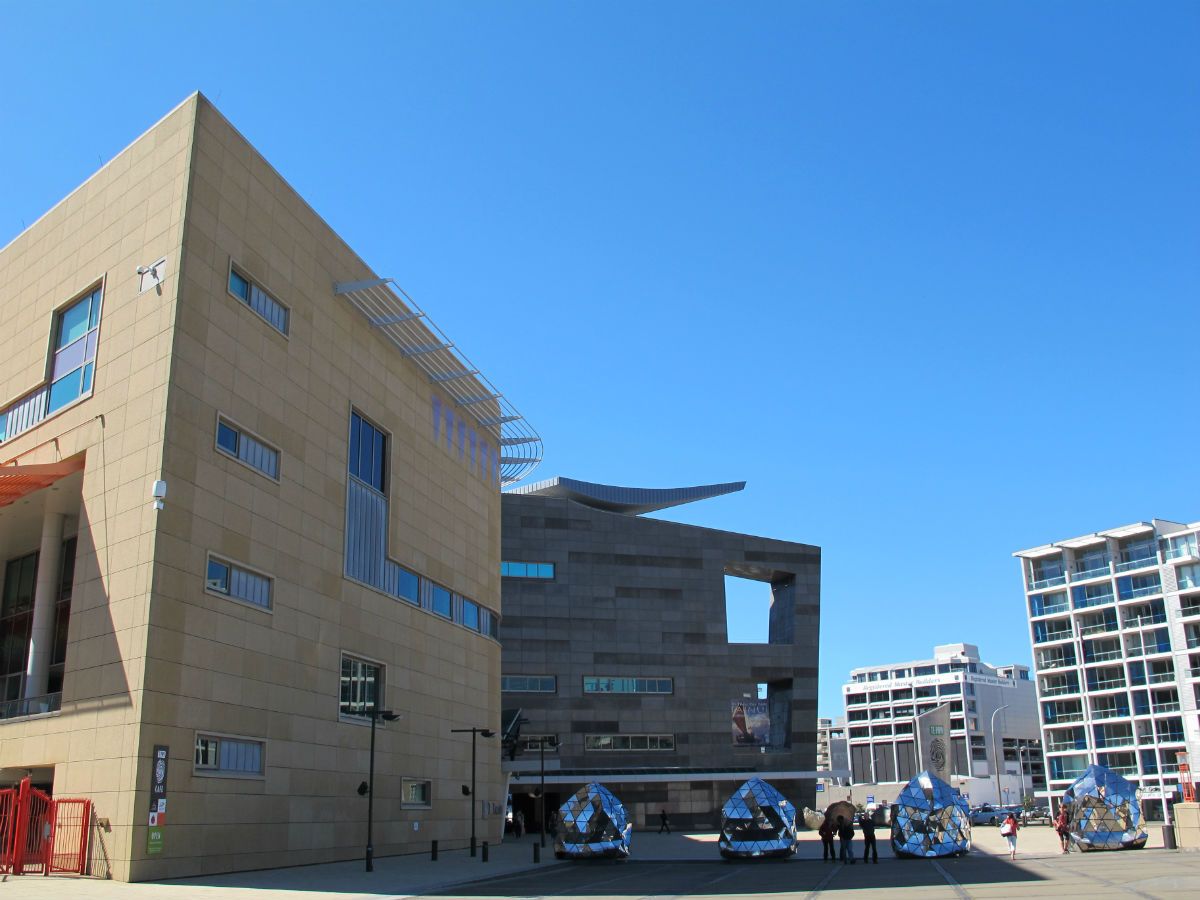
[[1016, 519, 1200, 817], [842, 643, 1044, 807]]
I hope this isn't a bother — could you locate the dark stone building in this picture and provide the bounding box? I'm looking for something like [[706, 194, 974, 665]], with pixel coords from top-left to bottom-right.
[[500, 477, 820, 830]]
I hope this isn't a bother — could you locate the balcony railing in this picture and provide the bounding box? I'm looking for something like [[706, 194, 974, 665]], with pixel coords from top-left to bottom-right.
[[1085, 650, 1123, 663], [1073, 563, 1112, 581], [1046, 712, 1085, 723], [1106, 765, 1138, 775], [1045, 740, 1087, 752], [1164, 544, 1198, 562], [0, 691, 61, 721], [1160, 763, 1181, 773], [1120, 584, 1163, 600], [1079, 622, 1116, 636], [1030, 574, 1067, 590], [1091, 707, 1130, 720], [1137, 732, 1155, 745], [1041, 683, 1079, 697], [1116, 556, 1158, 573], [1094, 735, 1135, 749], [1051, 767, 1088, 780], [1037, 629, 1074, 643], [1148, 671, 1176, 684], [1181, 605, 1200, 619], [1039, 657, 1076, 670], [1123, 614, 1166, 628], [1188, 635, 1200, 650], [1087, 678, 1126, 691], [1033, 601, 1071, 617], [1074, 592, 1115, 609], [1152, 702, 1181, 713]]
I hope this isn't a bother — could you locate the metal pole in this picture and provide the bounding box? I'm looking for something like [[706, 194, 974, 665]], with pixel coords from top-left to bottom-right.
[[366, 709, 377, 872], [990, 705, 1010, 808], [540, 738, 547, 848], [470, 730, 478, 857]]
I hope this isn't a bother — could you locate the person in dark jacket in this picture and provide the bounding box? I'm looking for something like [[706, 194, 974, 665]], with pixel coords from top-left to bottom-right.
[[837, 815, 855, 864], [658, 810, 671, 834], [818, 818, 836, 861], [860, 814, 878, 863]]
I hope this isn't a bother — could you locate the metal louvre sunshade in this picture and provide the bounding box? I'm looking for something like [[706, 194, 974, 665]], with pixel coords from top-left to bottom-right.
[[554, 783, 632, 859], [718, 778, 798, 858], [889, 770, 971, 858], [335, 277, 542, 486], [1061, 764, 1147, 851]]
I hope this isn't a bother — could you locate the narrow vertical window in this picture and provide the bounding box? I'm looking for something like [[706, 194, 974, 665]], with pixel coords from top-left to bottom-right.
[[349, 411, 386, 492], [47, 287, 103, 414]]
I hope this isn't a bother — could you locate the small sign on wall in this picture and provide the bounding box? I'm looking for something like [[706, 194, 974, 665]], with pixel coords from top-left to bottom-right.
[[147, 745, 169, 854]]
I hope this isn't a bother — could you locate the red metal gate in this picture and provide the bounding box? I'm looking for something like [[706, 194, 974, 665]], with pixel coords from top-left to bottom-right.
[[0, 778, 91, 876]]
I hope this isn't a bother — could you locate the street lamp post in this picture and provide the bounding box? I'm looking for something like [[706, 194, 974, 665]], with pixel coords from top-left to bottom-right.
[[990, 705, 1010, 808], [451, 727, 496, 857], [364, 705, 399, 873], [534, 735, 559, 848]]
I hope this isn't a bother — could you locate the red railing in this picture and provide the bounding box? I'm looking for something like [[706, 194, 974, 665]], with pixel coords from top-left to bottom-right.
[[0, 779, 92, 876]]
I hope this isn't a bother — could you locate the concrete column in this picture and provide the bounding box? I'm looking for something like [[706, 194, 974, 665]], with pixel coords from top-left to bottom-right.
[[24, 511, 65, 699]]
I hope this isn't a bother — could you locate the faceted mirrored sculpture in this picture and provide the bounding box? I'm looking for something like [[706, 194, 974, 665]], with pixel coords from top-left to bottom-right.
[[889, 770, 971, 858], [1061, 764, 1147, 851], [554, 782, 632, 859], [718, 778, 798, 858]]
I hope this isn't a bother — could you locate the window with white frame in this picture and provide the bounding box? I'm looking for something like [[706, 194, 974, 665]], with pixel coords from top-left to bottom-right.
[[47, 286, 104, 415], [205, 556, 272, 610], [340, 654, 383, 718], [194, 733, 265, 776], [228, 264, 289, 335], [402, 778, 432, 808], [216, 417, 280, 480]]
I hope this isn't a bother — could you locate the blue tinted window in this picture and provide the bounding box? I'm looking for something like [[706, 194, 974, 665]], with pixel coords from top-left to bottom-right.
[[217, 422, 239, 454], [57, 297, 91, 349], [501, 560, 555, 579], [431, 584, 451, 618], [46, 367, 84, 414], [349, 411, 386, 492], [463, 599, 479, 631], [397, 567, 419, 604], [229, 269, 249, 300]]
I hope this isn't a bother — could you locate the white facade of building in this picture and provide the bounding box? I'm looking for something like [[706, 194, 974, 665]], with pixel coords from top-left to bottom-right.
[[841, 643, 1044, 806], [1016, 519, 1200, 813]]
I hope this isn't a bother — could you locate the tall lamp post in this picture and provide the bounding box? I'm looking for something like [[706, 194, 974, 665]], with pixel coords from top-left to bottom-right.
[[364, 705, 399, 872], [990, 705, 1010, 808], [451, 727, 495, 857], [532, 735, 559, 848]]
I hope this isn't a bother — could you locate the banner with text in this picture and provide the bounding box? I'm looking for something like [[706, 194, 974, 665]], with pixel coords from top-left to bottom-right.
[[731, 699, 770, 746]]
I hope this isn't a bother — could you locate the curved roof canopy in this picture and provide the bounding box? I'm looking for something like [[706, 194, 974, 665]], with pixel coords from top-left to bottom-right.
[[509, 476, 745, 515]]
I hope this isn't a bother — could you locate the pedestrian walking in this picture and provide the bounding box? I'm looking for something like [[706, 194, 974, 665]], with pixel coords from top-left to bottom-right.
[[1000, 812, 1020, 860], [837, 815, 855, 864], [860, 814, 878, 863], [818, 818, 836, 861], [658, 809, 671, 834], [514, 809, 525, 839], [1054, 806, 1071, 854]]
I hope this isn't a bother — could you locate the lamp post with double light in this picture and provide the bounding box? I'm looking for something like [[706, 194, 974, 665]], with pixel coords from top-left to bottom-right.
[[363, 705, 399, 872], [451, 727, 496, 857], [990, 704, 1010, 808]]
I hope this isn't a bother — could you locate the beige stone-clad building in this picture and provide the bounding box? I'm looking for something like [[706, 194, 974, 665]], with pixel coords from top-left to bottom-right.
[[0, 93, 540, 880]]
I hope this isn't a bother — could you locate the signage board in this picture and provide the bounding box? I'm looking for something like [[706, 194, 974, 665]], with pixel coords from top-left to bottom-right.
[[816, 783, 825, 792], [730, 699, 770, 746], [146, 744, 169, 854], [866, 795, 875, 804], [916, 704, 952, 781]]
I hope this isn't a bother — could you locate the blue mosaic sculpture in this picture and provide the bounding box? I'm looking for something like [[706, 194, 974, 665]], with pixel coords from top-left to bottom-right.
[[554, 782, 632, 859], [889, 770, 971, 858], [1061, 764, 1147, 851], [718, 778, 798, 858]]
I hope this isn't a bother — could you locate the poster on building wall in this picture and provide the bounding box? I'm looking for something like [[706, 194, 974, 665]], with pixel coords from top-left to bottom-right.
[[731, 700, 770, 745], [916, 704, 951, 782], [146, 744, 169, 854]]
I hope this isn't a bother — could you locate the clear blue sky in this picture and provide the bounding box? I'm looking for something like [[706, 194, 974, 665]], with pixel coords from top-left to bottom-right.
[[2, 2, 1197, 717]]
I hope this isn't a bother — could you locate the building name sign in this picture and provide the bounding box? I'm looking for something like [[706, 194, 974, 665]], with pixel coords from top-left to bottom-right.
[[845, 672, 1017, 693]]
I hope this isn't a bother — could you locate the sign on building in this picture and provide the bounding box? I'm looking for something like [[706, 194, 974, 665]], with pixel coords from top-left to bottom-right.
[[916, 704, 952, 782], [731, 699, 770, 746], [146, 744, 169, 854]]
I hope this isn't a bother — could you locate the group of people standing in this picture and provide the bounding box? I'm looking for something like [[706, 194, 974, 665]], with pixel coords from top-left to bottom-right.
[[819, 814, 878, 864]]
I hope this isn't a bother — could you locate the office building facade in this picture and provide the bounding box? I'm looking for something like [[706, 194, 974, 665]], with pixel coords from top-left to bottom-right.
[[498, 477, 820, 829], [0, 94, 539, 879], [1016, 519, 1200, 815], [841, 643, 1044, 806]]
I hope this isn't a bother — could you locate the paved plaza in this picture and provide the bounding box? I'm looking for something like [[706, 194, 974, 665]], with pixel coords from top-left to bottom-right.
[[2, 826, 1199, 899]]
